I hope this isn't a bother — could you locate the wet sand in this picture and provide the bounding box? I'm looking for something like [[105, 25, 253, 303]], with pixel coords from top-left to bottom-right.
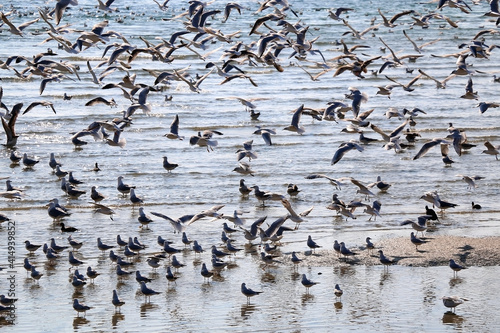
[[300, 235, 500, 267]]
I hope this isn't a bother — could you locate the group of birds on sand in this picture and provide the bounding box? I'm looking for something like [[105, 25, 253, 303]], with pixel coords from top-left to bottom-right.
[[2, 0, 498, 325]]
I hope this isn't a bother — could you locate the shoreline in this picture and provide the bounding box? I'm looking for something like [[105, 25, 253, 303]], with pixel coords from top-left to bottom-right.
[[297, 235, 500, 267]]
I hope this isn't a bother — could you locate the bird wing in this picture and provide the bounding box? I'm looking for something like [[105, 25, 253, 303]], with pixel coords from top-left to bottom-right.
[[413, 139, 445, 160], [170, 114, 180, 134], [370, 123, 390, 142], [331, 143, 354, 165]]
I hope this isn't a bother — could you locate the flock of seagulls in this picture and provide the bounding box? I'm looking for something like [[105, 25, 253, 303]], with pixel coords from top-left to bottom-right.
[[2, 0, 500, 328]]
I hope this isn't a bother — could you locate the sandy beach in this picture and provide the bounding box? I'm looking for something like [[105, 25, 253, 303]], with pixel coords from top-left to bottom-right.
[[302, 235, 500, 267]]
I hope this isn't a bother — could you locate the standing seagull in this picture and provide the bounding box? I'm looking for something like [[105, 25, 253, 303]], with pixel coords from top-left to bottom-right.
[[73, 299, 91, 317], [410, 232, 427, 251], [301, 274, 319, 294], [112, 290, 125, 313], [162, 156, 179, 172], [449, 259, 467, 278], [241, 283, 263, 304], [283, 104, 305, 134], [307, 235, 321, 253], [138, 207, 153, 229], [378, 250, 395, 271], [334, 284, 343, 300], [239, 179, 253, 196], [117, 176, 135, 195], [140, 281, 161, 302], [442, 296, 468, 313]]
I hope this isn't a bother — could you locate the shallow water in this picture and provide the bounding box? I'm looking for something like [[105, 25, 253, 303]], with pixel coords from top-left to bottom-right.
[[0, 0, 500, 331]]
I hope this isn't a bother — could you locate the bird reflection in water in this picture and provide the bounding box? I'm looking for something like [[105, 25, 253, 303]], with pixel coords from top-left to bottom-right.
[[442, 312, 464, 327], [73, 317, 89, 330], [241, 303, 257, 318], [112, 313, 125, 328], [140, 302, 158, 317], [301, 293, 315, 304]]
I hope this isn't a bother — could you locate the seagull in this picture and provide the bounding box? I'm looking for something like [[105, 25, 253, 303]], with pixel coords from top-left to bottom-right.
[[239, 179, 253, 196], [363, 200, 382, 221], [457, 174, 484, 190], [129, 188, 144, 205], [301, 274, 319, 294], [1, 103, 21, 147], [331, 141, 364, 165], [201, 263, 214, 283], [24, 258, 33, 276], [232, 162, 255, 176], [189, 130, 220, 152], [135, 270, 152, 284], [116, 264, 133, 280], [413, 138, 451, 160], [72, 275, 86, 288], [339, 242, 358, 260], [97, 238, 115, 253], [86, 266, 100, 283], [378, 250, 395, 271], [241, 283, 263, 304], [477, 102, 499, 114], [281, 199, 314, 229], [22, 153, 39, 168], [365, 237, 375, 254], [410, 232, 427, 251], [482, 141, 500, 159], [68, 251, 84, 270], [24, 240, 42, 254], [449, 259, 467, 278], [307, 235, 321, 253], [166, 266, 178, 284], [350, 178, 375, 201], [0, 294, 17, 306], [236, 140, 258, 161], [328, 8, 353, 20], [291, 251, 303, 270], [164, 114, 184, 140], [50, 238, 69, 253], [283, 104, 305, 134], [400, 215, 431, 237], [31, 265, 43, 282], [54, 0, 79, 25], [135, 207, 152, 229], [91, 186, 106, 203], [171, 255, 186, 271], [73, 299, 91, 318], [305, 174, 352, 190], [367, 176, 392, 192], [260, 252, 281, 269], [117, 176, 135, 195], [251, 186, 285, 206], [162, 156, 179, 172], [67, 235, 83, 250], [334, 284, 343, 300], [112, 290, 125, 313], [147, 257, 162, 271], [442, 296, 468, 313], [150, 211, 197, 233], [253, 126, 275, 145]]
